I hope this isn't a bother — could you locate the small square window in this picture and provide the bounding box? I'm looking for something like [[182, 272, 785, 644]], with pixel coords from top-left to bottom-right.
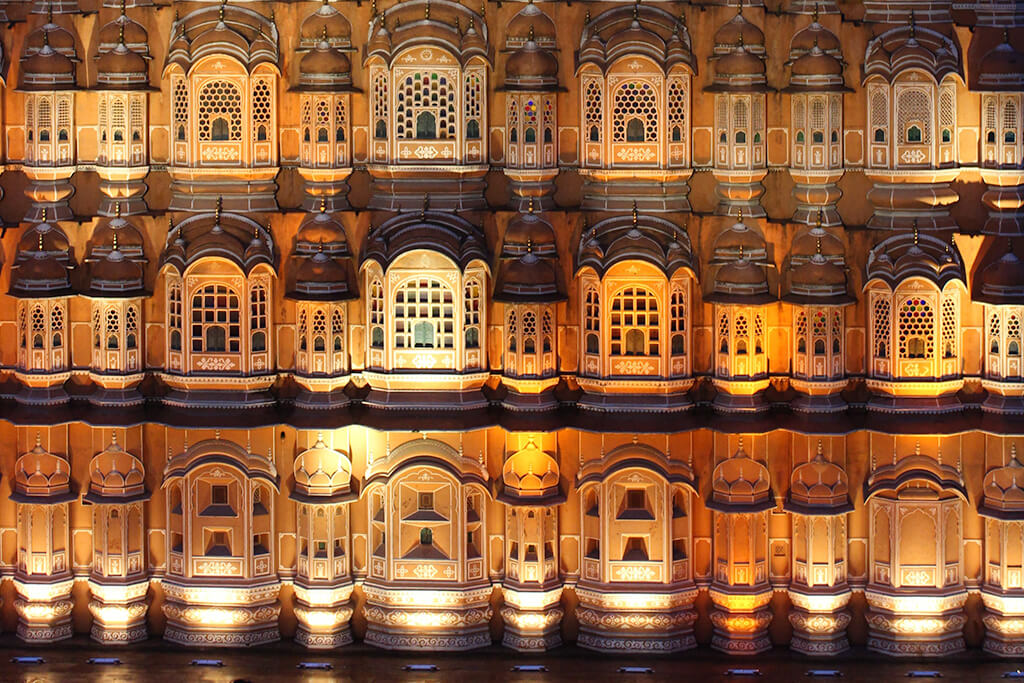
[[626, 489, 646, 510], [418, 492, 434, 511], [212, 485, 228, 505]]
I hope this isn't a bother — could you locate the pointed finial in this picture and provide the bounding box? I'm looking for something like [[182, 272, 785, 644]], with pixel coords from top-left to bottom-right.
[[812, 2, 819, 23], [528, 24, 534, 42], [41, 207, 48, 223], [111, 432, 118, 445], [467, 15, 474, 31], [47, 0, 53, 25], [215, 196, 223, 224], [632, 200, 639, 227], [738, 243, 745, 260], [424, 0, 430, 20], [816, 207, 823, 227], [585, 9, 591, 24], [815, 236, 822, 255], [527, 237, 533, 253], [527, 196, 534, 214], [219, 0, 225, 23], [421, 193, 429, 219], [915, 440, 921, 456], [115, 202, 122, 218], [909, 11, 916, 38], [112, 231, 119, 252], [322, 24, 329, 42], [737, 208, 743, 224], [38, 229, 44, 252], [118, 20, 125, 45], [36, 431, 42, 447], [318, 237, 325, 253], [816, 439, 824, 458], [737, 0, 744, 16], [319, 195, 327, 213], [912, 219, 919, 245], [633, 2, 639, 21], [371, 0, 378, 19]]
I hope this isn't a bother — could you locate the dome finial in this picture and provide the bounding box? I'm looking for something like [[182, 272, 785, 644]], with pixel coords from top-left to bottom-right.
[[738, 243, 745, 260], [527, 237, 533, 253], [527, 196, 535, 214], [816, 207, 823, 227], [633, 2, 639, 21], [812, 2, 819, 23], [38, 229, 44, 252], [909, 11, 916, 39], [528, 23, 534, 42], [215, 196, 223, 226], [632, 200, 639, 227], [41, 207, 48, 223], [421, 193, 429, 219], [115, 202, 122, 218], [120, 0, 126, 16], [815, 236, 822, 255], [319, 195, 327, 213], [736, 208, 743, 224], [424, 0, 430, 20], [219, 0, 226, 24], [112, 231, 119, 252], [912, 219, 919, 245], [585, 9, 591, 24]]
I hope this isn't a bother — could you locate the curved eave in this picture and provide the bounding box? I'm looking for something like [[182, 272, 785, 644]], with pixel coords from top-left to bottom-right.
[[496, 83, 567, 93], [8, 284, 75, 299], [83, 488, 152, 505], [783, 496, 854, 516], [492, 289, 568, 305], [705, 495, 776, 514], [704, 290, 777, 305], [289, 83, 362, 94], [162, 454, 280, 490], [576, 456, 697, 493], [781, 83, 853, 93], [289, 485, 359, 506], [973, 291, 1024, 307], [285, 287, 360, 303], [10, 489, 77, 505], [81, 286, 151, 299], [364, 454, 489, 489], [496, 484, 566, 508], [781, 291, 856, 306], [863, 474, 969, 504], [703, 82, 775, 93]]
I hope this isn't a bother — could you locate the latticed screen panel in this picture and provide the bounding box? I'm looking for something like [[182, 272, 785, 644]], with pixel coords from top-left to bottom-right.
[[396, 71, 455, 140], [612, 81, 658, 143], [197, 81, 243, 141], [609, 287, 660, 357], [394, 279, 455, 350], [898, 297, 934, 360], [191, 284, 241, 353]]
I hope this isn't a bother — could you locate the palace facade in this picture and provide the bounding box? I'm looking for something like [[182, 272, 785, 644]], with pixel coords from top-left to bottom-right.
[[0, 0, 1022, 657]]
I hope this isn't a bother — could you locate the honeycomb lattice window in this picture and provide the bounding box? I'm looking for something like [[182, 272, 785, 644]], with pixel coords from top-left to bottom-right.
[[717, 96, 729, 140], [373, 71, 388, 139], [312, 309, 327, 351], [754, 314, 764, 353], [829, 94, 841, 131], [394, 278, 454, 350], [870, 88, 888, 142], [126, 305, 139, 351], [522, 309, 537, 354], [92, 308, 101, 349], [396, 72, 454, 140], [986, 96, 998, 135], [990, 311, 1001, 353], [897, 297, 934, 359], [173, 78, 188, 140], [30, 305, 46, 348], [507, 98, 519, 142], [542, 309, 553, 353], [873, 295, 891, 358], [735, 314, 749, 354], [57, 98, 71, 141], [38, 98, 52, 138], [667, 76, 687, 143], [612, 81, 658, 143], [897, 88, 932, 143], [718, 311, 730, 353], [796, 311, 808, 353], [832, 310, 842, 354], [939, 86, 955, 130], [252, 79, 272, 128], [584, 78, 602, 142], [1009, 313, 1022, 356], [941, 294, 957, 359], [1005, 99, 1019, 142], [316, 100, 330, 142], [506, 309, 517, 353], [331, 309, 344, 354], [191, 284, 241, 353], [335, 98, 347, 142], [610, 286, 659, 357], [50, 304, 64, 347], [812, 309, 828, 354], [543, 98, 554, 142], [111, 99, 126, 142], [734, 99, 748, 141], [197, 81, 243, 142], [105, 307, 120, 350]]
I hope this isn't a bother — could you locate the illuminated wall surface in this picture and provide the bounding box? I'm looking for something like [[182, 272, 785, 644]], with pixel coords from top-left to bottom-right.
[[1, 0, 1024, 657]]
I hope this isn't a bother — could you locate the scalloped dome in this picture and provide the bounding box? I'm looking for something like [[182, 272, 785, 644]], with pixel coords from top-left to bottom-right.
[[502, 441, 560, 497]]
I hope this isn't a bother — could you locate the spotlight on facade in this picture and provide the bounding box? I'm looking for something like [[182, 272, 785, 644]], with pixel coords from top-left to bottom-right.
[[403, 665, 438, 672], [11, 657, 45, 665], [618, 667, 654, 674], [511, 665, 548, 672], [725, 670, 762, 677], [87, 658, 122, 665], [191, 660, 225, 667], [297, 662, 333, 671], [806, 672, 842, 678], [905, 674, 941, 679]]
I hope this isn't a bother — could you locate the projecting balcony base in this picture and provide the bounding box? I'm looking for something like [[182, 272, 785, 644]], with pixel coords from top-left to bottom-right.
[[293, 582, 355, 649], [13, 575, 74, 644], [88, 578, 149, 644], [365, 165, 489, 212], [575, 583, 698, 654], [501, 377, 560, 413], [865, 587, 967, 657], [787, 588, 852, 656], [361, 371, 490, 411], [981, 590, 1024, 657], [982, 380, 1024, 415], [161, 579, 282, 648], [88, 375, 145, 408], [160, 373, 278, 410], [579, 169, 692, 213], [13, 373, 70, 406], [361, 583, 494, 651], [711, 378, 770, 414], [790, 378, 848, 414], [709, 586, 774, 655], [500, 585, 564, 653], [577, 377, 694, 413]]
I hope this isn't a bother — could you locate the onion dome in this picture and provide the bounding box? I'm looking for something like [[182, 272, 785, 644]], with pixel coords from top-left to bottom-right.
[[576, 206, 698, 279], [364, 0, 492, 67], [706, 39, 770, 93], [711, 212, 767, 265], [707, 250, 774, 304], [708, 438, 774, 513], [507, 1, 556, 49], [162, 200, 276, 275], [503, 26, 559, 91], [362, 209, 489, 270], [785, 441, 851, 515], [495, 202, 564, 303], [789, 17, 841, 58], [97, 41, 149, 89], [865, 226, 965, 290], [785, 248, 852, 305], [977, 33, 1024, 92], [500, 439, 562, 504], [975, 242, 1024, 306], [24, 15, 79, 59], [980, 446, 1024, 520], [300, 0, 353, 50], [98, 14, 149, 54], [85, 236, 146, 296], [786, 42, 849, 92], [88, 205, 147, 262], [11, 437, 74, 504], [863, 22, 962, 84], [18, 34, 77, 91], [10, 213, 74, 297], [713, 8, 765, 57], [576, 3, 695, 74], [297, 30, 354, 92], [290, 436, 355, 504], [289, 201, 357, 301], [85, 436, 148, 504], [166, 3, 279, 72]]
